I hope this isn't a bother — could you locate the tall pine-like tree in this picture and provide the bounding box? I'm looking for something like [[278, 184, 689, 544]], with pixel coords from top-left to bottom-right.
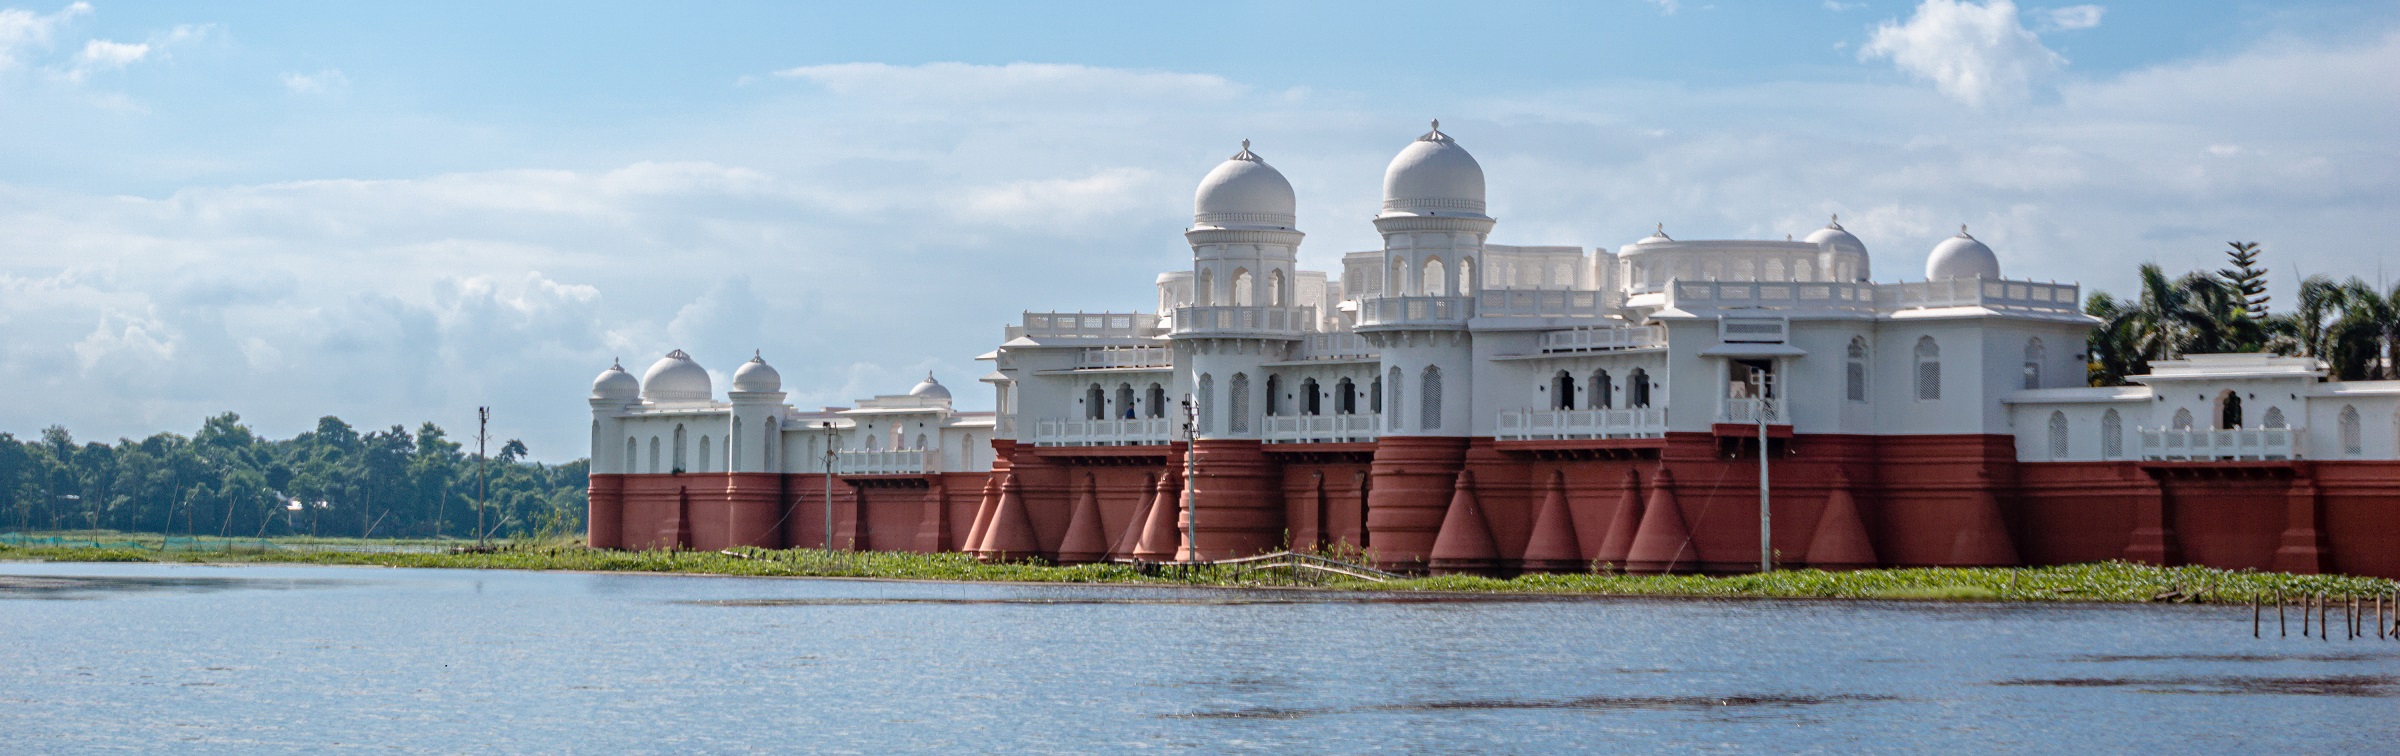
[[2219, 241, 2269, 318]]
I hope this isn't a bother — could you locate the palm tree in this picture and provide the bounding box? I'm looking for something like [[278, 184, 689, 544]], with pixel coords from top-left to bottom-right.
[[2263, 274, 2343, 358], [2083, 290, 2141, 386], [2324, 279, 2400, 380]]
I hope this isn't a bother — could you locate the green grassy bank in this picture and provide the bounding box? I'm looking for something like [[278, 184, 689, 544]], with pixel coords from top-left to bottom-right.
[[3, 540, 2392, 604]]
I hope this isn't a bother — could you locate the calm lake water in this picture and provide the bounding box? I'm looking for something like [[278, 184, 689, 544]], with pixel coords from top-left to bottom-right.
[[0, 562, 2391, 754]]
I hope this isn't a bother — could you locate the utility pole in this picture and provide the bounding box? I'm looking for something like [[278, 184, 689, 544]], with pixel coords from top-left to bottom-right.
[[822, 421, 837, 552], [1179, 396, 1199, 565], [476, 406, 490, 549], [1753, 367, 1772, 573]]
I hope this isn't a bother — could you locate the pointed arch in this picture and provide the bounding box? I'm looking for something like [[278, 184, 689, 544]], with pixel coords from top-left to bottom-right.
[[1846, 336, 1870, 402], [1914, 336, 1941, 401], [1116, 383, 1135, 420], [1457, 257, 1476, 296], [698, 435, 712, 473], [1628, 367, 1651, 408], [1232, 268, 1254, 306], [1229, 373, 1251, 433], [626, 437, 638, 474], [1335, 377, 1356, 415], [672, 424, 688, 473], [1196, 373, 1214, 433], [1196, 268, 1214, 306], [1267, 268, 1287, 307], [1423, 258, 1446, 297], [649, 436, 661, 474], [1552, 370, 1576, 410], [2340, 405, 2362, 456], [2047, 411, 2069, 460], [1391, 258, 1409, 296], [764, 416, 780, 473], [732, 416, 744, 471], [1590, 369, 1613, 409], [2023, 337, 2046, 390], [1420, 365, 1444, 430], [1146, 383, 1167, 419], [1264, 374, 1284, 417], [1301, 377, 1322, 415], [1386, 367, 1404, 430], [1764, 258, 1786, 282], [2172, 408, 2194, 430], [2262, 406, 2287, 429], [2101, 409, 2123, 459]]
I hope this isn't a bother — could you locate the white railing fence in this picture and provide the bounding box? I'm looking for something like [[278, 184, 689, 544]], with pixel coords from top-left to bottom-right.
[[1262, 413, 1382, 443], [1078, 346, 1172, 369], [2137, 427, 2303, 460], [1031, 417, 1177, 446], [1721, 398, 1780, 425], [833, 449, 932, 475], [1539, 324, 1665, 353], [1496, 408, 1668, 440], [1354, 296, 1474, 329]]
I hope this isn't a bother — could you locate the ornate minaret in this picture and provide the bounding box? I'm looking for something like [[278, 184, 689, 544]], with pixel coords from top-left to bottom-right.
[[1357, 121, 1493, 569], [586, 360, 640, 549], [1169, 140, 1307, 558]]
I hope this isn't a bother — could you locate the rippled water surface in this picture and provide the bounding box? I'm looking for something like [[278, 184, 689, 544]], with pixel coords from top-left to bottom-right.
[[1, 562, 2393, 753]]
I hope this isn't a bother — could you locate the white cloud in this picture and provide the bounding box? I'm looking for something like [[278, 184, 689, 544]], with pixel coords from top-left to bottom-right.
[[2039, 5, 2105, 31], [1823, 1, 1866, 11], [1861, 0, 2065, 108], [1644, 0, 1680, 15], [0, 1, 88, 71], [774, 61, 1243, 103], [281, 68, 347, 94]]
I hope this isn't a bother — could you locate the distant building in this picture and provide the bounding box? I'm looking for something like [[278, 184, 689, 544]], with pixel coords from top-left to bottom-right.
[[585, 124, 2390, 578]]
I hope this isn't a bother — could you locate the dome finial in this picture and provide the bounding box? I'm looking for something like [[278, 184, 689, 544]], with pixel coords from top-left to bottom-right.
[[1959, 223, 1972, 238], [753, 349, 762, 359], [611, 357, 621, 369], [1829, 213, 1841, 228], [1431, 118, 1439, 131], [1229, 138, 1260, 161]]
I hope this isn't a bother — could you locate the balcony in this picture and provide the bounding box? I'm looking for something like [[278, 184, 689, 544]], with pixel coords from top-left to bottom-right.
[[1006, 311, 1160, 341], [1475, 288, 1608, 319], [1031, 417, 1177, 446], [1880, 278, 2082, 315], [2139, 427, 2303, 461], [1719, 398, 1781, 425], [1078, 345, 1172, 369], [834, 449, 933, 475], [1496, 408, 1667, 440], [1170, 305, 1316, 338], [1354, 296, 1473, 330], [1540, 324, 1664, 353], [1292, 332, 1378, 361], [1263, 413, 1381, 444]]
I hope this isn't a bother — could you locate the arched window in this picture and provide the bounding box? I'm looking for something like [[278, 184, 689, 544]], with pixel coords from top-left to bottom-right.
[[1704, 260, 1724, 280], [2023, 337, 2046, 390], [2262, 407, 2287, 429], [1552, 370, 1576, 410], [1734, 258, 1756, 281], [2101, 409, 2123, 459], [1229, 373, 1251, 433], [1764, 258, 1786, 282], [1232, 268, 1254, 306], [649, 436, 661, 473], [1846, 337, 1869, 403], [1267, 269, 1286, 307], [1301, 377, 1322, 415], [1590, 369, 1613, 410], [1628, 367, 1651, 408], [698, 435, 711, 473], [625, 437, 637, 473], [765, 417, 779, 473], [2218, 392, 2242, 430], [1914, 336, 1941, 401], [1387, 367, 1404, 430], [2340, 405, 2362, 456], [1116, 383, 1135, 420], [1391, 258, 1408, 295], [672, 424, 689, 473], [1086, 383, 1106, 420], [1146, 383, 1167, 418], [1196, 374, 1214, 433], [1264, 374, 1284, 417], [2171, 408, 2194, 430], [1197, 269, 1214, 306], [1795, 259, 1815, 282], [1371, 374, 1384, 415], [1420, 365, 1444, 430], [1424, 258, 1447, 297], [1335, 377, 1356, 415], [2047, 411, 2069, 459], [732, 417, 744, 471], [865, 431, 880, 451], [915, 434, 927, 450], [1457, 257, 1476, 295]]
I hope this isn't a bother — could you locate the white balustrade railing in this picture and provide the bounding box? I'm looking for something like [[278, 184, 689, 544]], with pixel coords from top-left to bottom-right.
[[1077, 345, 1172, 369], [1031, 417, 1177, 446], [834, 449, 932, 475], [1475, 288, 1607, 318], [1667, 281, 1877, 311], [1294, 332, 1378, 361], [1006, 311, 1160, 340], [1262, 413, 1381, 443], [1354, 296, 1473, 329], [1879, 278, 2081, 314], [1496, 408, 1667, 440], [2138, 427, 2303, 460], [1170, 305, 1316, 337], [1720, 398, 1781, 425], [1540, 324, 1665, 353]]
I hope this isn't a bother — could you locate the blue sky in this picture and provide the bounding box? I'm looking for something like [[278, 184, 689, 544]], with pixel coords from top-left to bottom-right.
[[1, 0, 2394, 460]]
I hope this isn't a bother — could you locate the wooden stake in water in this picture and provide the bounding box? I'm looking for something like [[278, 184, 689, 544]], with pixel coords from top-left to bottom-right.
[[2278, 590, 2287, 638], [2321, 593, 2330, 643], [2302, 593, 2312, 637], [2252, 596, 2261, 639]]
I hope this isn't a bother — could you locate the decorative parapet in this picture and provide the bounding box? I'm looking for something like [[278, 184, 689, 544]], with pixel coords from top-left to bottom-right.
[[1878, 278, 2081, 314], [2139, 427, 2304, 461], [1077, 345, 1173, 369], [1496, 408, 1667, 440], [1539, 324, 1665, 353], [1354, 295, 1472, 330], [1263, 413, 1380, 443], [1169, 305, 1316, 338], [1007, 311, 1161, 341], [1031, 417, 1178, 446]]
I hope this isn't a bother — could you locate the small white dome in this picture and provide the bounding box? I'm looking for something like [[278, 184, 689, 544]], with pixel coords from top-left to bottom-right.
[[1636, 223, 1673, 245], [1193, 140, 1297, 230], [591, 360, 639, 401], [640, 349, 712, 403], [732, 352, 781, 393], [1380, 120, 1487, 218], [1803, 215, 1866, 255], [1926, 226, 2001, 280], [909, 372, 952, 401]]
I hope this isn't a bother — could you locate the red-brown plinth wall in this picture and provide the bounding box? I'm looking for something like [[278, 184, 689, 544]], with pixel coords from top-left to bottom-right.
[[586, 432, 2400, 578]]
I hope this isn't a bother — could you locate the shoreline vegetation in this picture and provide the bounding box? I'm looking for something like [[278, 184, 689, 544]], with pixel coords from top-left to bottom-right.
[[0, 535, 2391, 604]]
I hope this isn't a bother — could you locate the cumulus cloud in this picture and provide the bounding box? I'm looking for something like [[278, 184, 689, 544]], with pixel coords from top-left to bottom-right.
[[0, 1, 88, 71], [1861, 0, 2065, 108], [281, 68, 347, 94], [2038, 5, 2105, 32]]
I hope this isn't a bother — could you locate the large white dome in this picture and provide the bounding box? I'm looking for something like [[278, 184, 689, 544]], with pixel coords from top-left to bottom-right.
[[1804, 215, 1867, 256], [640, 349, 713, 403], [1192, 141, 1296, 230], [1380, 120, 1487, 218], [909, 372, 952, 401], [591, 360, 639, 401], [1926, 226, 2001, 280], [732, 352, 782, 393]]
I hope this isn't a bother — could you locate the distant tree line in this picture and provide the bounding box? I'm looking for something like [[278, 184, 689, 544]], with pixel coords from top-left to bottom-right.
[[2086, 241, 2400, 384], [0, 413, 587, 540]]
